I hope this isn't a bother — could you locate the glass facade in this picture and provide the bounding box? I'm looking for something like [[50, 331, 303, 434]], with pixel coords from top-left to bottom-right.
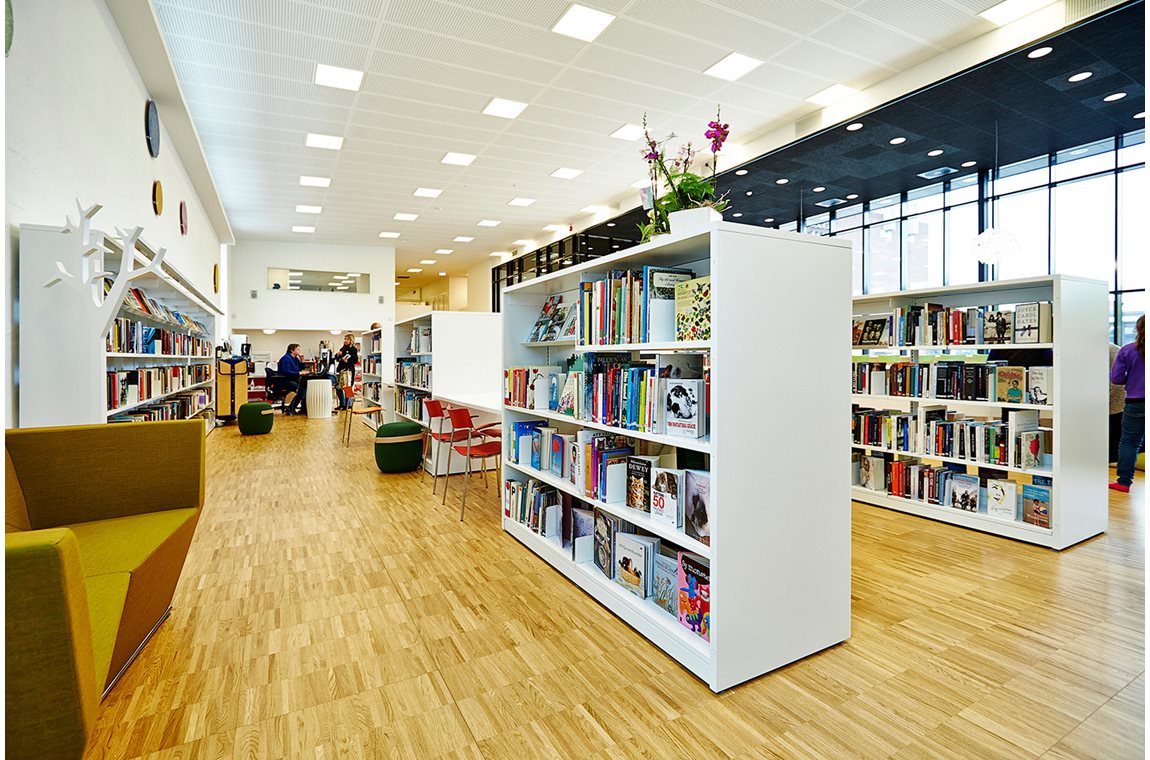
[[818, 130, 1145, 343]]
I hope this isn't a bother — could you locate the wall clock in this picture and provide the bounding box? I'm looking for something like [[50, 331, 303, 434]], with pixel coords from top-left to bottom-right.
[[145, 99, 160, 157], [152, 180, 163, 215], [179, 201, 188, 235]]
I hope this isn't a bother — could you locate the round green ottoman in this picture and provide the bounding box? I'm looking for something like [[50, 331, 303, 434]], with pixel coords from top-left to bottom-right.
[[375, 421, 424, 473], [238, 402, 275, 435]]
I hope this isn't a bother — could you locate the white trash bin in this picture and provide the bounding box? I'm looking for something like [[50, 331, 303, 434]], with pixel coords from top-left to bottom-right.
[[306, 378, 334, 419]]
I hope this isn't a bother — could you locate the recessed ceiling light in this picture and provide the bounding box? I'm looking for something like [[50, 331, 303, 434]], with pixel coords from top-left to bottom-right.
[[1136, 112, 1146, 119], [296, 204, 322, 214], [262, 329, 277, 335], [299, 175, 331, 187], [477, 219, 501, 227], [442, 152, 477, 166], [551, 167, 583, 179], [508, 197, 536, 206], [1027, 46, 1053, 58], [482, 97, 528, 119], [978, 0, 1056, 27], [745, 191, 753, 196], [775, 178, 789, 185], [704, 51, 764, 82], [333, 275, 350, 280], [406, 268, 423, 273], [435, 249, 454, 254], [846, 194, 859, 200], [961, 160, 978, 168], [439, 272, 447, 276], [889, 137, 907, 145], [846, 123, 864, 131], [630, 178, 650, 188], [734, 169, 749, 176], [1069, 148, 1089, 156], [606, 222, 615, 227], [513, 239, 534, 245], [610, 123, 644, 140], [927, 149, 944, 157], [394, 213, 418, 221], [812, 186, 826, 192], [732, 212, 743, 218], [314, 63, 364, 91], [413, 188, 442, 198], [806, 83, 859, 106], [291, 225, 315, 233], [378, 231, 401, 239], [454, 236, 475, 242], [1068, 71, 1092, 82], [1103, 92, 1127, 102], [327, 281, 341, 286], [764, 218, 775, 223], [289, 271, 303, 276], [420, 259, 437, 265], [489, 251, 509, 257], [582, 205, 606, 213], [305, 133, 344, 150], [543, 224, 566, 232], [551, 4, 616, 42]]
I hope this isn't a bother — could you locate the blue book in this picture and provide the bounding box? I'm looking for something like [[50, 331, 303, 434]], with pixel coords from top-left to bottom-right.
[[530, 430, 543, 470], [510, 420, 545, 464]]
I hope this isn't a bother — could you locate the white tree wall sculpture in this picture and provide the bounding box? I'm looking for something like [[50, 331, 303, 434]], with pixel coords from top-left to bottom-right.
[[45, 200, 167, 340]]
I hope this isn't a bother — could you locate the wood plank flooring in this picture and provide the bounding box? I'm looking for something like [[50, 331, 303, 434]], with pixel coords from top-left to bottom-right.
[[83, 415, 1144, 759]]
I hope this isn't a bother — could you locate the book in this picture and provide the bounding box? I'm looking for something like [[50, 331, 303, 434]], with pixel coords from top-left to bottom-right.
[[664, 379, 706, 438], [615, 533, 659, 598], [527, 296, 561, 342], [948, 473, 980, 512], [684, 470, 711, 546], [1013, 302, 1052, 344], [677, 552, 711, 641], [983, 309, 1014, 344], [626, 455, 659, 512], [551, 434, 570, 478], [986, 478, 1018, 521], [1018, 431, 1043, 469], [557, 372, 580, 417], [571, 507, 595, 562], [542, 304, 569, 342], [656, 353, 704, 380], [1021, 483, 1051, 528], [559, 305, 580, 341], [853, 316, 891, 347], [1027, 366, 1053, 405], [859, 454, 886, 491], [593, 509, 620, 578], [530, 429, 544, 470], [652, 549, 679, 616], [650, 467, 684, 528], [995, 366, 1026, 404], [674, 276, 711, 341], [643, 267, 694, 342]]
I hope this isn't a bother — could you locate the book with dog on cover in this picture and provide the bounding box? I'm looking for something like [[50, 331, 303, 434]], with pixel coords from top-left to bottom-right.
[[664, 379, 706, 438]]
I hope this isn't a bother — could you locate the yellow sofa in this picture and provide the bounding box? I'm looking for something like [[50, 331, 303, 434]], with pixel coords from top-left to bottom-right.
[[5, 420, 204, 759]]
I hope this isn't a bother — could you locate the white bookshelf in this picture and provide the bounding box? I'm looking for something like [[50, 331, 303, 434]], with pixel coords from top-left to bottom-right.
[[358, 326, 391, 431], [392, 311, 502, 475], [19, 220, 221, 429], [851, 274, 1108, 550], [500, 222, 852, 692]]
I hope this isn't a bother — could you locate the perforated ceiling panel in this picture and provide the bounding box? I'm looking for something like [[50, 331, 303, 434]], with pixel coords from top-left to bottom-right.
[[153, 0, 1128, 287]]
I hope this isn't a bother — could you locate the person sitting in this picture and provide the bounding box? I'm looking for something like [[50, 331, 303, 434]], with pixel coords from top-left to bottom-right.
[[277, 343, 309, 415]]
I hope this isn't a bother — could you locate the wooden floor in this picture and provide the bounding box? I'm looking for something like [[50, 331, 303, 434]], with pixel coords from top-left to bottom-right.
[[84, 415, 1144, 759]]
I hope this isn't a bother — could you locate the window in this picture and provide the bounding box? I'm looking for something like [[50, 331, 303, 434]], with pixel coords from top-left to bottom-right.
[[834, 227, 864, 296], [946, 203, 980, 286], [903, 212, 943, 289], [994, 187, 1049, 280], [867, 221, 901, 294], [906, 183, 943, 215], [1052, 174, 1116, 286], [947, 174, 979, 205], [1053, 137, 1115, 182], [995, 155, 1048, 194], [1118, 167, 1146, 291], [1117, 291, 1145, 345]]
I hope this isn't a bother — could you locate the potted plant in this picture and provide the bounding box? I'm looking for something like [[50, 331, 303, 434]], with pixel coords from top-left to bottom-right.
[[638, 108, 731, 242]]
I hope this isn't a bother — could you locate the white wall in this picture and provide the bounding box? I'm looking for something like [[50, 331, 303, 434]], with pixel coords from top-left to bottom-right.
[[466, 259, 495, 312], [5, 0, 226, 425], [243, 330, 354, 365], [229, 240, 395, 333]]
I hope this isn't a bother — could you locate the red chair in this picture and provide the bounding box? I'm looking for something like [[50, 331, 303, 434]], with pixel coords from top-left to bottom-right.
[[441, 406, 501, 520], [420, 399, 475, 495]]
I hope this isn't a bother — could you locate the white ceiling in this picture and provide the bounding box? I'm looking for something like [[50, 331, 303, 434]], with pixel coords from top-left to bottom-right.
[[152, 0, 1003, 288]]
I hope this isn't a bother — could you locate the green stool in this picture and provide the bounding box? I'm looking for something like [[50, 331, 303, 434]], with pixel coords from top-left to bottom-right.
[[375, 421, 424, 473], [238, 402, 275, 435]]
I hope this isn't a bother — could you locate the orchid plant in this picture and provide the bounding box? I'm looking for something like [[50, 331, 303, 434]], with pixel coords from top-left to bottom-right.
[[638, 107, 731, 242]]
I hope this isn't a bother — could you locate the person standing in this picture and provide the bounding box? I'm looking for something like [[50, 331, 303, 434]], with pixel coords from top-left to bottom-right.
[[278, 343, 309, 415], [1109, 342, 1126, 463], [333, 333, 359, 410], [1110, 315, 1145, 492]]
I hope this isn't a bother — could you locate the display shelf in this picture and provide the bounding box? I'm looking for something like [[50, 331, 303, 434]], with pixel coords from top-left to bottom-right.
[[504, 404, 712, 454], [851, 443, 1053, 478], [503, 518, 712, 678], [852, 393, 1054, 412], [501, 221, 852, 692], [523, 339, 577, 348], [850, 274, 1107, 550], [395, 381, 431, 392], [106, 353, 212, 361], [504, 459, 711, 558], [105, 379, 213, 417]]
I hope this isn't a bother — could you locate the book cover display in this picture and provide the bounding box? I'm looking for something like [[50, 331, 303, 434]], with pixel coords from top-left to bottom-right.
[[626, 455, 659, 512], [650, 467, 684, 528], [1028, 366, 1053, 405], [986, 478, 1017, 521], [674, 276, 711, 341], [664, 379, 706, 438], [995, 366, 1026, 404], [948, 473, 980, 512], [652, 551, 678, 616], [677, 552, 710, 641], [1022, 483, 1051, 528], [982, 309, 1014, 344], [684, 470, 711, 546]]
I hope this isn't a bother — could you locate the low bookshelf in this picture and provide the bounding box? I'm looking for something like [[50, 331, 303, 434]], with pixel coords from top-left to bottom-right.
[[19, 219, 221, 428], [500, 222, 852, 692], [359, 326, 388, 430], [850, 274, 1107, 550]]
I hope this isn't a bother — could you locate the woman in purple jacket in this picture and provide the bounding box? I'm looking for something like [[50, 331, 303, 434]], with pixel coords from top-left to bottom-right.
[[1110, 315, 1145, 492]]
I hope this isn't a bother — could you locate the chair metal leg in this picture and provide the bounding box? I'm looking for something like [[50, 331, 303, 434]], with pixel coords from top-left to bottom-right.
[[420, 431, 431, 484], [460, 454, 470, 521], [481, 457, 488, 488], [442, 443, 453, 505]]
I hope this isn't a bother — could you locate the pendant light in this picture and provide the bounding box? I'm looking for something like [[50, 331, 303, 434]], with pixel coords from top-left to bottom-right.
[[974, 121, 1017, 269]]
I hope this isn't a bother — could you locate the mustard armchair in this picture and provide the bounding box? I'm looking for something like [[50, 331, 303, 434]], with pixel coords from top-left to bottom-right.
[[5, 420, 205, 759]]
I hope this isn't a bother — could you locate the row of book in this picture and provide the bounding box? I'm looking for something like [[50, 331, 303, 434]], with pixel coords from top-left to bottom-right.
[[106, 318, 212, 356], [394, 387, 427, 422], [854, 452, 1051, 527], [106, 364, 214, 410], [363, 381, 382, 406], [853, 301, 1053, 347], [406, 326, 432, 355], [505, 353, 709, 439], [503, 479, 710, 641], [508, 420, 711, 545], [107, 280, 210, 336], [362, 357, 380, 376], [109, 388, 212, 423], [395, 360, 431, 389], [367, 332, 382, 354], [524, 269, 711, 347], [852, 405, 1051, 471], [853, 362, 1052, 405]]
